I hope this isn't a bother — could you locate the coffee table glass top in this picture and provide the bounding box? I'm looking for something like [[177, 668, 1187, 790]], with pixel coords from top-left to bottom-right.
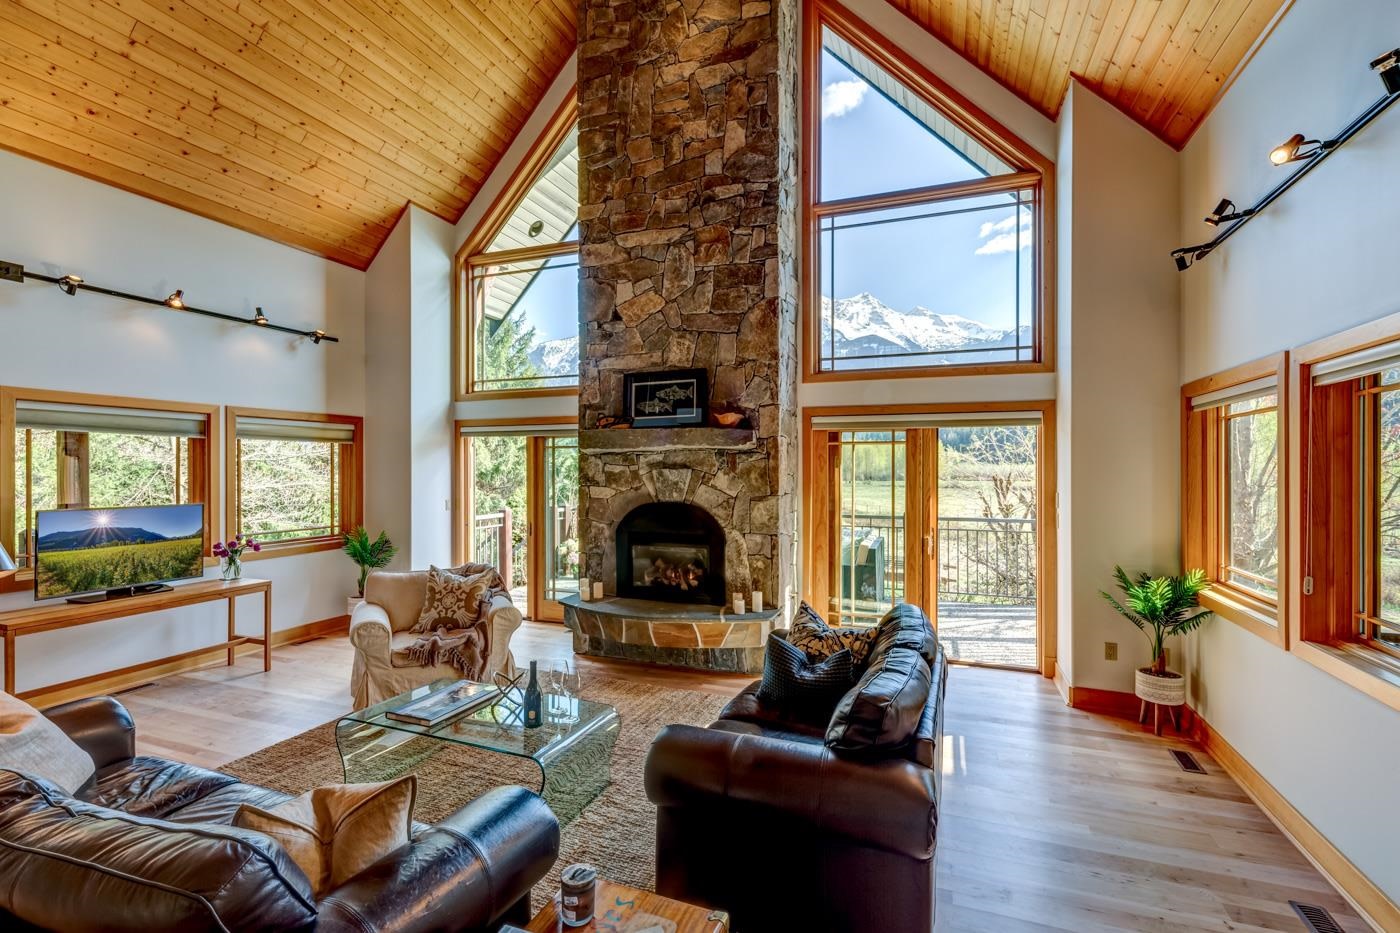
[[340, 678, 618, 764]]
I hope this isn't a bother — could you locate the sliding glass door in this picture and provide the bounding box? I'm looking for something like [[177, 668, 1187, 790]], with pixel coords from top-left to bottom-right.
[[808, 411, 1049, 671], [461, 429, 579, 622]]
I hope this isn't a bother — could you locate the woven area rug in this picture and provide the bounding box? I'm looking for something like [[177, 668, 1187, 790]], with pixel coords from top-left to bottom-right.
[[220, 676, 729, 893]]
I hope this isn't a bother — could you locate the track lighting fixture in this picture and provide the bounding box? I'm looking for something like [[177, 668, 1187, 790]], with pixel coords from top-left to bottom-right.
[[1, 261, 337, 344], [1173, 41, 1400, 271], [1373, 48, 1400, 95], [1203, 198, 1255, 227]]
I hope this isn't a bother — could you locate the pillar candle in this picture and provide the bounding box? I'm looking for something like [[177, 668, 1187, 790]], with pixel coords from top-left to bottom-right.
[[579, 578, 591, 601], [592, 581, 604, 600], [733, 595, 746, 615], [751, 590, 763, 613]]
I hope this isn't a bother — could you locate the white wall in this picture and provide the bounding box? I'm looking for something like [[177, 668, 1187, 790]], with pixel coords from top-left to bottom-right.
[[1057, 83, 1183, 691], [1180, 0, 1400, 904], [0, 149, 366, 693]]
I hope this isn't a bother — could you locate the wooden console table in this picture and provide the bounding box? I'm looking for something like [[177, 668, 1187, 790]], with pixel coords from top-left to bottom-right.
[[0, 578, 272, 699]]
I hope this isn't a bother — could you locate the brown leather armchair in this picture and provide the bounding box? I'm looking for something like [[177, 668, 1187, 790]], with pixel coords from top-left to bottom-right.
[[645, 605, 948, 933], [0, 695, 559, 932]]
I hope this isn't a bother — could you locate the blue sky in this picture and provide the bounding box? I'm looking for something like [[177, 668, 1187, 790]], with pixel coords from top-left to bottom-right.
[[38, 504, 204, 539], [499, 43, 1032, 355]]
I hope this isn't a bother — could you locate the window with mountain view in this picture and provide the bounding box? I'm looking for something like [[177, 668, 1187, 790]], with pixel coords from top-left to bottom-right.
[[462, 109, 580, 395], [808, 10, 1048, 376]]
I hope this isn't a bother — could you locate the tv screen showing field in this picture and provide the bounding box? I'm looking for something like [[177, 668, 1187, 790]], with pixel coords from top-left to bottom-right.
[[34, 504, 205, 600]]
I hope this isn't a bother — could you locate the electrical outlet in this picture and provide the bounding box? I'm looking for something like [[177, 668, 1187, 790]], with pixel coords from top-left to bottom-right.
[[0, 261, 23, 283], [1104, 641, 1118, 661]]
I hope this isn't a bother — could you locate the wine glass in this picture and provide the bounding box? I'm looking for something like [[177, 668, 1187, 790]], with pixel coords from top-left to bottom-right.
[[560, 659, 581, 699]]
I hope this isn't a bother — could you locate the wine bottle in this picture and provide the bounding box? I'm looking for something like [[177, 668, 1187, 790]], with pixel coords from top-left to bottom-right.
[[524, 660, 542, 729]]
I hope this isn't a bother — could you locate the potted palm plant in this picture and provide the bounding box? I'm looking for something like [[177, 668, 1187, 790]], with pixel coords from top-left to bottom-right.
[[1100, 567, 1213, 731], [342, 527, 397, 615]]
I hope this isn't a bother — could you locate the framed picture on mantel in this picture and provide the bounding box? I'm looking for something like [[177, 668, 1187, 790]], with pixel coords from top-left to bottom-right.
[[624, 369, 708, 428]]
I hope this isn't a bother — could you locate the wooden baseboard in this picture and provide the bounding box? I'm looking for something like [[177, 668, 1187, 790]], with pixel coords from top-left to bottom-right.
[[29, 615, 349, 709], [1191, 711, 1399, 932], [1053, 663, 1071, 705]]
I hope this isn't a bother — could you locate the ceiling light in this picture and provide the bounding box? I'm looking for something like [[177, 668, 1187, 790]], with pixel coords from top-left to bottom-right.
[[57, 273, 83, 296], [1172, 249, 1194, 272], [1373, 48, 1400, 95], [252, 307, 269, 326], [527, 220, 545, 238], [165, 289, 185, 310]]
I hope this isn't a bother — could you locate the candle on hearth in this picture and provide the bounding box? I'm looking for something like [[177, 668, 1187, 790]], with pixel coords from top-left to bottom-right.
[[733, 594, 746, 615], [579, 578, 591, 601], [592, 581, 604, 600], [751, 590, 763, 613]]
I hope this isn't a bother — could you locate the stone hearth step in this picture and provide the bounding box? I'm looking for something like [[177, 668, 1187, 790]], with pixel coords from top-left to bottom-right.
[[561, 594, 778, 674]]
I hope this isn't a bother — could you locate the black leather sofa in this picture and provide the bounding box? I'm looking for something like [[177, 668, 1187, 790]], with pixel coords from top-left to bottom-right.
[[0, 695, 559, 932], [645, 604, 948, 933]]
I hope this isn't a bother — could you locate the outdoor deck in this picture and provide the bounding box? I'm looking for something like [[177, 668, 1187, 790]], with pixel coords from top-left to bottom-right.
[[936, 601, 1037, 669]]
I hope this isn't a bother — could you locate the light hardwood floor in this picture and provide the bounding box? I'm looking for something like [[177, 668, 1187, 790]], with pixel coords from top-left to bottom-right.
[[113, 622, 1366, 933]]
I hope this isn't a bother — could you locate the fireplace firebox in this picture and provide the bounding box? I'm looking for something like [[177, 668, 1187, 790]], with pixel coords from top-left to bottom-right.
[[616, 502, 726, 605]]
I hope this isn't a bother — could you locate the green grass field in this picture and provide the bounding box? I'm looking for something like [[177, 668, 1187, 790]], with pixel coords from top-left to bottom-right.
[[36, 537, 204, 599]]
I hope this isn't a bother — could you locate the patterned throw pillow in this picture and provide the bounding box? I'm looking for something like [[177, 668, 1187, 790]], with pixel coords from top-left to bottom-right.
[[788, 601, 880, 668], [411, 565, 494, 634], [757, 632, 855, 708]]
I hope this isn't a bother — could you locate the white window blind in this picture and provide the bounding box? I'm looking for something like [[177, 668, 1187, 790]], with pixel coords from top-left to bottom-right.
[[809, 411, 1042, 432], [459, 424, 578, 438], [1189, 375, 1277, 412], [235, 416, 356, 444], [1311, 340, 1400, 386], [16, 400, 207, 438]]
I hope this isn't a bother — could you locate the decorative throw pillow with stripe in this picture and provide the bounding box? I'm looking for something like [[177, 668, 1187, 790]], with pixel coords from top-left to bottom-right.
[[788, 601, 881, 669], [757, 632, 855, 708]]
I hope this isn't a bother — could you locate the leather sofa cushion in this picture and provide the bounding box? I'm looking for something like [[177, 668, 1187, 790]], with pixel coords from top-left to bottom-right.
[[718, 682, 830, 739], [0, 771, 318, 931], [163, 781, 293, 825], [77, 756, 238, 819], [869, 604, 940, 667], [826, 647, 932, 756]]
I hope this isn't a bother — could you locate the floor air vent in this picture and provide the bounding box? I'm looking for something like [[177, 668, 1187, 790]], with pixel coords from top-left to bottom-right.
[[1170, 749, 1207, 774], [1289, 901, 1345, 933]]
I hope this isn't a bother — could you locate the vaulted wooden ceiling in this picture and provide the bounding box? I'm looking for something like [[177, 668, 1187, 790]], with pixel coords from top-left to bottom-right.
[[0, 0, 1286, 268]]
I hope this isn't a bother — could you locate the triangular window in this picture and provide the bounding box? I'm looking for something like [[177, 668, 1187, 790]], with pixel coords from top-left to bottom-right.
[[819, 29, 1014, 201], [485, 129, 579, 253]]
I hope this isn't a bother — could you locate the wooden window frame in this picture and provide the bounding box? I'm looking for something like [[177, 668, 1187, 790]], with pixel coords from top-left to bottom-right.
[[453, 88, 580, 401], [1181, 354, 1288, 648], [225, 407, 363, 559], [800, 0, 1056, 383], [1292, 312, 1400, 711], [800, 401, 1058, 677], [0, 387, 219, 594]]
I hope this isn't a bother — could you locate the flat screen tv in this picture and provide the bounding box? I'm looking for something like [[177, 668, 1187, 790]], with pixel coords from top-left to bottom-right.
[[33, 504, 206, 602]]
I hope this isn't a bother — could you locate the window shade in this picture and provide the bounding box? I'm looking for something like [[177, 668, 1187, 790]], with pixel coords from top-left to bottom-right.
[[809, 411, 1042, 432], [1189, 376, 1277, 412], [16, 400, 207, 437], [1311, 340, 1400, 386], [459, 424, 577, 438], [235, 415, 356, 444]]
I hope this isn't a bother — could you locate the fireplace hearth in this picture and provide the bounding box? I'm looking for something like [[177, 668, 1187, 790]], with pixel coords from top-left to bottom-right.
[[616, 502, 725, 606]]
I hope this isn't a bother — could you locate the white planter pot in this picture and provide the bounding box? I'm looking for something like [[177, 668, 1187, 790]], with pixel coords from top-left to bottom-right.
[[1135, 668, 1185, 707], [347, 597, 365, 617]]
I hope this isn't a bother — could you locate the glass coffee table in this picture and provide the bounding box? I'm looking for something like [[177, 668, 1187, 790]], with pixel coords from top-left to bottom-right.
[[335, 679, 620, 825]]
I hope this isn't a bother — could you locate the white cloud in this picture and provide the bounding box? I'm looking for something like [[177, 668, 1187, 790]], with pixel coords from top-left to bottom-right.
[[822, 80, 869, 120], [974, 214, 1034, 255]]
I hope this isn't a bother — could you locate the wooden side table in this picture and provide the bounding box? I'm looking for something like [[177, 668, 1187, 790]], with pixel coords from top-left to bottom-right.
[[524, 879, 728, 932]]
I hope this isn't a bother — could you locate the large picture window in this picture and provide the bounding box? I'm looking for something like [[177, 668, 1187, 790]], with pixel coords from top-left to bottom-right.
[[458, 92, 579, 397], [804, 3, 1052, 379], [1182, 357, 1285, 646], [227, 408, 362, 555], [1, 389, 216, 591]]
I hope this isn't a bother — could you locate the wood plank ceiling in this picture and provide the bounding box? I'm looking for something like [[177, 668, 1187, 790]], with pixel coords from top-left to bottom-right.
[[0, 0, 1286, 268], [0, 0, 576, 268]]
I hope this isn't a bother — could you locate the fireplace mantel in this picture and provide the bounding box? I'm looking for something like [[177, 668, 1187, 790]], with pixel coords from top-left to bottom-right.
[[579, 427, 757, 454]]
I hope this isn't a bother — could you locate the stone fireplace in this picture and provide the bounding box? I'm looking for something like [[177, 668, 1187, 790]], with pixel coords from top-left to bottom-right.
[[562, 0, 800, 671], [616, 501, 725, 605]]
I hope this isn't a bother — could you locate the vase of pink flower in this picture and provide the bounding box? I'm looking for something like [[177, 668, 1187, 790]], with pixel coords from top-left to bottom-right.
[[213, 534, 260, 581]]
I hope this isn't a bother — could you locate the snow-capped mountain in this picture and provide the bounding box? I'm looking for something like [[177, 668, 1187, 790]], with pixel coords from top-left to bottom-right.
[[528, 336, 579, 376], [821, 293, 1030, 365], [522, 293, 1026, 372]]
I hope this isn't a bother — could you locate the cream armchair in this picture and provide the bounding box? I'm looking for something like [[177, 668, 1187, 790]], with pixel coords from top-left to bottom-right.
[[349, 569, 523, 709]]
